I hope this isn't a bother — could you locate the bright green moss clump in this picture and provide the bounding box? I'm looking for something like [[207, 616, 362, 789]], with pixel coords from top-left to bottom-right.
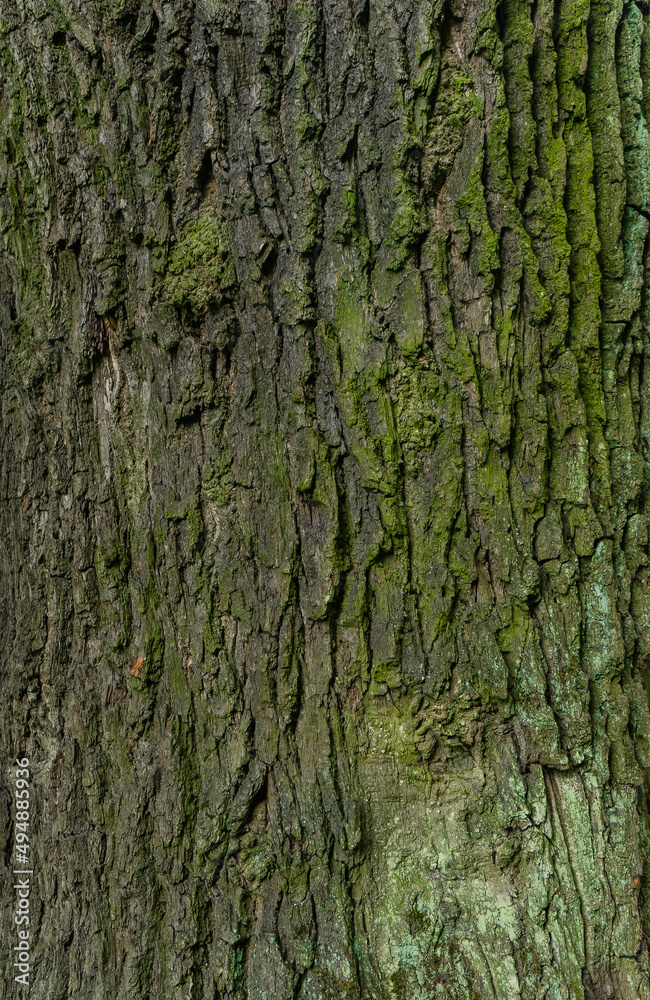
[[164, 215, 235, 320]]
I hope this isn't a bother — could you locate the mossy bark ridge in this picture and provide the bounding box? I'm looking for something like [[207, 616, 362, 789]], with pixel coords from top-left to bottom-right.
[[1, 0, 650, 997]]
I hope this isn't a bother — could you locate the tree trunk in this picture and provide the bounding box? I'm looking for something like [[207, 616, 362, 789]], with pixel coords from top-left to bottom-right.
[[1, 0, 650, 997]]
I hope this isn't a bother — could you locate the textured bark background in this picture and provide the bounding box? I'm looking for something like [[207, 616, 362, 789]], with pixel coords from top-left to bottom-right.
[[1, 0, 650, 997]]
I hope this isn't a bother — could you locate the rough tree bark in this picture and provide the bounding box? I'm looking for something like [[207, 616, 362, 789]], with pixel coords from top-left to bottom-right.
[[1, 0, 650, 997]]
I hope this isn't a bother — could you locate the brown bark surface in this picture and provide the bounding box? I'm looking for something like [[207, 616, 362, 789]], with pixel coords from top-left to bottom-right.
[[2, 0, 650, 998]]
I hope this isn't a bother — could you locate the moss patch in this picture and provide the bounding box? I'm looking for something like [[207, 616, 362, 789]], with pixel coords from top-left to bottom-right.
[[163, 215, 235, 320]]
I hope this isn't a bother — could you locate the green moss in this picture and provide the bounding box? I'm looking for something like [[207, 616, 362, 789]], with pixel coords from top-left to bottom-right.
[[296, 111, 322, 142], [333, 184, 367, 250], [388, 185, 425, 270], [383, 17, 483, 272], [455, 155, 499, 285], [164, 215, 235, 320], [452, 71, 484, 121]]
